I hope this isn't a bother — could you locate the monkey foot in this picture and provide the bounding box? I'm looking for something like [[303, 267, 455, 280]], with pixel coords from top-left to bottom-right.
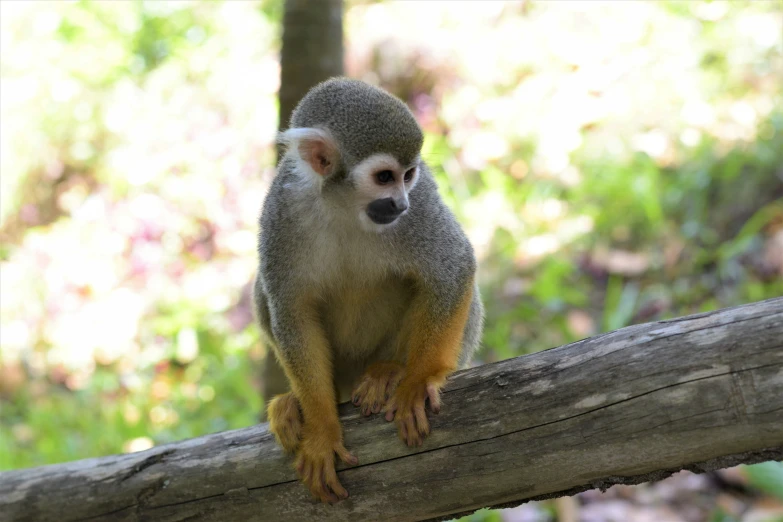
[[385, 377, 442, 447], [267, 392, 303, 453], [351, 361, 405, 416], [295, 428, 358, 503]]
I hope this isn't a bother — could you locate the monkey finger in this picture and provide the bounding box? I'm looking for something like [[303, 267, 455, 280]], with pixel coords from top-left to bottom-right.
[[407, 419, 420, 445], [396, 415, 409, 446], [384, 400, 397, 422], [323, 490, 340, 504], [426, 383, 441, 414], [334, 444, 358, 466], [399, 419, 408, 443], [318, 468, 334, 501], [414, 402, 429, 436], [310, 467, 337, 504], [407, 420, 422, 447], [298, 458, 312, 484], [324, 466, 349, 500], [310, 464, 323, 490], [321, 491, 339, 504], [351, 381, 368, 406]]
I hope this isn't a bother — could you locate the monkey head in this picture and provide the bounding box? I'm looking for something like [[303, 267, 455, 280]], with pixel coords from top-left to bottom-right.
[[278, 78, 425, 232]]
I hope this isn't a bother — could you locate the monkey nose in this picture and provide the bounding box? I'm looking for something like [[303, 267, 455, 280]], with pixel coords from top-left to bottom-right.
[[366, 197, 407, 225]]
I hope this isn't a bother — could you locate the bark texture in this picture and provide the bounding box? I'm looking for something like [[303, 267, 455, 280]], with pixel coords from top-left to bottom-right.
[[278, 0, 343, 132], [1, 297, 782, 522]]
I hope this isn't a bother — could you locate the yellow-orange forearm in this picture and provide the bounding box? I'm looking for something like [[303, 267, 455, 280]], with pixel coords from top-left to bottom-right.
[[274, 300, 341, 438], [401, 278, 474, 385]]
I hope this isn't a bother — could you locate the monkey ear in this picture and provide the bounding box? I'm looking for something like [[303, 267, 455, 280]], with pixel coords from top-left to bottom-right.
[[278, 128, 339, 177]]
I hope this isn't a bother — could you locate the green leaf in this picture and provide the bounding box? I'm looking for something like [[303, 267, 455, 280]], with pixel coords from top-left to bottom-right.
[[743, 461, 783, 501]]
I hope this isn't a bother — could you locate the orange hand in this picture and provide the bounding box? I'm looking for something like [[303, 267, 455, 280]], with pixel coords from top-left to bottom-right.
[[384, 376, 443, 447], [295, 425, 358, 503], [351, 361, 405, 416]]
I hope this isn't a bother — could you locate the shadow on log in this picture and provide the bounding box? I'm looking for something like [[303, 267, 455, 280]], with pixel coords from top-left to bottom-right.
[[1, 297, 782, 522]]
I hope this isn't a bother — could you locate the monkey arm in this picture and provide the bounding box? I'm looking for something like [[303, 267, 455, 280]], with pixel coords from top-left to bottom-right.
[[398, 276, 475, 386], [266, 292, 357, 502], [379, 169, 481, 445], [386, 262, 476, 446], [270, 296, 339, 433], [257, 188, 342, 437]]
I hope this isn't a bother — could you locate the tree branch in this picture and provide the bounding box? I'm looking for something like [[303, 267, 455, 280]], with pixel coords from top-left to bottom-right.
[[2, 297, 782, 522]]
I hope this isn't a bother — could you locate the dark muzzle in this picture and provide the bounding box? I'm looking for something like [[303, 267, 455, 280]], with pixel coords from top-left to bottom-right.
[[366, 197, 408, 225]]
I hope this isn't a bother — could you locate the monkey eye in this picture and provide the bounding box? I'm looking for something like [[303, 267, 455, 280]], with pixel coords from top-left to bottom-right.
[[376, 170, 394, 184], [404, 168, 415, 182]]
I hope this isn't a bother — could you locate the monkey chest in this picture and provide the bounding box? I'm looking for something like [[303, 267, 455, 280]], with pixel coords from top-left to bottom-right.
[[319, 277, 413, 361]]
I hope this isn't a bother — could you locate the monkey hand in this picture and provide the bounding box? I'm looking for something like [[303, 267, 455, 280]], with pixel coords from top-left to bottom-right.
[[295, 424, 358, 503], [351, 361, 404, 416], [384, 376, 442, 447]]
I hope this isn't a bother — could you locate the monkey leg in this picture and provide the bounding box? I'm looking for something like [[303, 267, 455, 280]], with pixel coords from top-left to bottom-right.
[[267, 392, 303, 453], [351, 361, 404, 416], [385, 281, 474, 447]]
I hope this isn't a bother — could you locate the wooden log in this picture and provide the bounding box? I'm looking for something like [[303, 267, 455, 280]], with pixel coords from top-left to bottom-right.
[[1, 297, 782, 522]]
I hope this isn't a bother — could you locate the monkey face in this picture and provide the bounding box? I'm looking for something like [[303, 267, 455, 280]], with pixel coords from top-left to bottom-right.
[[349, 153, 420, 232]]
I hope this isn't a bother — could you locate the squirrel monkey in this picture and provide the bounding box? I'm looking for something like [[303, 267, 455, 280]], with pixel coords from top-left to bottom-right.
[[254, 78, 484, 503]]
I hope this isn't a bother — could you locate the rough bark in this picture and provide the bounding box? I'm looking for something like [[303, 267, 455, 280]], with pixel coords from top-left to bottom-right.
[[1, 297, 782, 522]]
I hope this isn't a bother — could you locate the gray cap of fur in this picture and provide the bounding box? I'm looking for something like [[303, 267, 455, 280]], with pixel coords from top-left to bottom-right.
[[289, 77, 424, 168]]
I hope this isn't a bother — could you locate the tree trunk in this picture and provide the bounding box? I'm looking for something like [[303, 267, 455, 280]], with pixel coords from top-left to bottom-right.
[[2, 297, 781, 522], [278, 0, 343, 133]]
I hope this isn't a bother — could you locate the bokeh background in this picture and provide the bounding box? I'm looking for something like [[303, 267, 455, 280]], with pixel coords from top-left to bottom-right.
[[1, 1, 782, 521]]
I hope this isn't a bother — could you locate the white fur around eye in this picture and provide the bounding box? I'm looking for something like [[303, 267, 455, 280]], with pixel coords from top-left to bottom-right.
[[350, 153, 413, 233], [351, 153, 401, 198], [403, 165, 420, 190]]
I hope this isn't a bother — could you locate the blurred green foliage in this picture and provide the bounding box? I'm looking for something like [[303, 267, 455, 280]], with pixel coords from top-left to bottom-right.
[[745, 462, 783, 503], [0, 1, 781, 520]]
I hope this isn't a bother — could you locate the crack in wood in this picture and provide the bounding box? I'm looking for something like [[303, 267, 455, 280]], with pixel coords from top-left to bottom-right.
[[120, 449, 176, 482]]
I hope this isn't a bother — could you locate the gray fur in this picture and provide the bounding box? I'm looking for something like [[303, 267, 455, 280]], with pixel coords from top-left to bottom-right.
[[288, 77, 423, 170], [255, 78, 484, 403]]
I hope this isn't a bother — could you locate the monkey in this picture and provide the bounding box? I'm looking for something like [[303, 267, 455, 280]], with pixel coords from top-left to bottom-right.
[[253, 77, 484, 503]]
